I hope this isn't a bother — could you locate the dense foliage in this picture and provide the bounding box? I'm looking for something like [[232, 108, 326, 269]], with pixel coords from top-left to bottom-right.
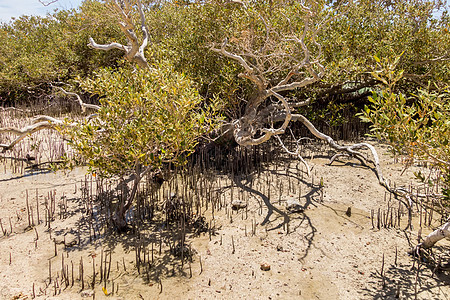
[[1, 0, 448, 108], [143, 0, 450, 119], [0, 1, 123, 105]]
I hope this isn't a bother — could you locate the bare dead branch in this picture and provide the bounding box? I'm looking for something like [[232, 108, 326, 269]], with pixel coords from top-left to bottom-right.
[[288, 113, 387, 186], [275, 135, 311, 176], [52, 85, 100, 112], [211, 38, 265, 90], [88, 0, 149, 69], [0, 116, 76, 152], [418, 221, 450, 249], [87, 38, 124, 51], [137, 0, 149, 53]]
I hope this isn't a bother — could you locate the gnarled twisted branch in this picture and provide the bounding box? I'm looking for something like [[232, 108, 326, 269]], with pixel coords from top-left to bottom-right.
[[212, 1, 387, 188], [211, 1, 328, 147], [88, 0, 149, 69]]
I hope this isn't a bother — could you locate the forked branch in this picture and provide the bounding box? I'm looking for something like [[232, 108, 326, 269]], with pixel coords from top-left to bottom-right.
[[212, 1, 390, 189], [88, 0, 149, 69], [211, 38, 265, 91]]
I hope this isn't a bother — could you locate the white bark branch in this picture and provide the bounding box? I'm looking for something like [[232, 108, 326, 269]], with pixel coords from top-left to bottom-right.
[[137, 0, 149, 53], [419, 221, 450, 249], [287, 113, 387, 186], [87, 38, 125, 52], [0, 116, 76, 152], [211, 39, 265, 91], [88, 0, 149, 69], [53, 85, 100, 112]]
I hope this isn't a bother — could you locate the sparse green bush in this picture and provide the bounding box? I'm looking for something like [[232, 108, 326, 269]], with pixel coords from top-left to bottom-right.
[[359, 55, 449, 199], [61, 63, 220, 228]]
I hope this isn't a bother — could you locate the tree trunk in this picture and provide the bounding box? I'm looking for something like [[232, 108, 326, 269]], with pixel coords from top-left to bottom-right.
[[112, 165, 152, 232], [112, 171, 141, 231], [419, 221, 450, 249]]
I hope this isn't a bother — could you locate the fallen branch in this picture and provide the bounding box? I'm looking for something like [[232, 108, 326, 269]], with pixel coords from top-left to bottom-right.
[[417, 221, 450, 249], [266, 112, 388, 187], [0, 116, 76, 152], [53, 85, 100, 112]]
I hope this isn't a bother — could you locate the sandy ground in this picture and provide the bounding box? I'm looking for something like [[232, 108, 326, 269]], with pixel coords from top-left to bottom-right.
[[1, 141, 450, 300]]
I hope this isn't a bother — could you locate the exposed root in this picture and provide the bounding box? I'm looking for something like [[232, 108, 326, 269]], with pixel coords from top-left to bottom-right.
[[291, 113, 388, 187], [275, 135, 311, 176]]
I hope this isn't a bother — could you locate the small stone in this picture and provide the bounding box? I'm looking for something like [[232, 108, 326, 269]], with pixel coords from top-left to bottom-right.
[[346, 207, 352, 217], [276, 245, 283, 252], [260, 263, 271, 271], [80, 289, 94, 297], [231, 200, 247, 210]]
